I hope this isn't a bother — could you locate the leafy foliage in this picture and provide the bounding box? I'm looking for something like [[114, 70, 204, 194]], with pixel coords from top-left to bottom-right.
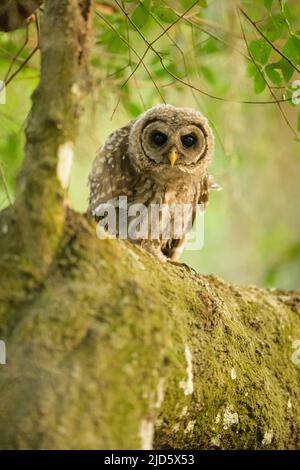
[[92, 0, 300, 135], [0, 0, 300, 288]]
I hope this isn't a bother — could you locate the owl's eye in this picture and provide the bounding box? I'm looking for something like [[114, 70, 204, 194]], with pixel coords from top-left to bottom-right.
[[181, 134, 197, 148], [151, 132, 168, 146]]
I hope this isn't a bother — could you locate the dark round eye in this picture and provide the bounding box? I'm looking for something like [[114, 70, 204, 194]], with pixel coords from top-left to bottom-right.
[[151, 132, 168, 146], [181, 134, 197, 148]]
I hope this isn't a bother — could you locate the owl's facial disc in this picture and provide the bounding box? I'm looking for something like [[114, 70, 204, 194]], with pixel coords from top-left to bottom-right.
[[175, 124, 207, 165], [141, 121, 170, 165], [141, 120, 207, 168]]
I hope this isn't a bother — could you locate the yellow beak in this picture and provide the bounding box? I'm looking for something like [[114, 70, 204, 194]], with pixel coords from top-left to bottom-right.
[[168, 148, 177, 167]]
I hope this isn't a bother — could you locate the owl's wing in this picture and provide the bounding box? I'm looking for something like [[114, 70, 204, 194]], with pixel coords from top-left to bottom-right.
[[197, 175, 222, 210], [163, 175, 221, 261], [88, 122, 138, 218]]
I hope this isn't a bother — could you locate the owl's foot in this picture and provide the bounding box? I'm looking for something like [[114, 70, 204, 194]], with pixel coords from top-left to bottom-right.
[[167, 260, 198, 275], [137, 241, 168, 262]]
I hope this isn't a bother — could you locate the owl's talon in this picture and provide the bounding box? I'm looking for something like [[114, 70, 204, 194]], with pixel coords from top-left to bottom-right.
[[167, 260, 197, 275]]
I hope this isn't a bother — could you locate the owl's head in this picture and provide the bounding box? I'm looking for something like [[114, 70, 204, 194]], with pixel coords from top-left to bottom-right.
[[128, 104, 214, 181]]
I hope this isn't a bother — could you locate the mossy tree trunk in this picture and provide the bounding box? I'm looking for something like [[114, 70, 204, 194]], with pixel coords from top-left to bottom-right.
[[0, 0, 300, 450]]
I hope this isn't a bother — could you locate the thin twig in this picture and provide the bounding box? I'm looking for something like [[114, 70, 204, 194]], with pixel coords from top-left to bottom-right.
[[184, 17, 251, 60], [184, 14, 243, 38], [116, 1, 291, 105], [4, 46, 38, 87], [125, 7, 146, 111], [95, 10, 166, 114], [4, 26, 30, 82], [105, 62, 132, 79], [240, 8, 300, 75], [115, 0, 199, 91], [4, 15, 40, 88], [238, 10, 298, 138]]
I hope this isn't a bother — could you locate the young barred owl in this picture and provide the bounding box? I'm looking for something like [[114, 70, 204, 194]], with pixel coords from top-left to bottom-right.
[[88, 104, 220, 261], [0, 0, 42, 31]]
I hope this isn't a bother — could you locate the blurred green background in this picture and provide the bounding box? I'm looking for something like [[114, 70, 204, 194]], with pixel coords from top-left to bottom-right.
[[0, 0, 300, 289]]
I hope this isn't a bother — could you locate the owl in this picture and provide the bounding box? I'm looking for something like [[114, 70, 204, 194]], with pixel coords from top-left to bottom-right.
[[0, 0, 42, 31], [88, 104, 219, 261]]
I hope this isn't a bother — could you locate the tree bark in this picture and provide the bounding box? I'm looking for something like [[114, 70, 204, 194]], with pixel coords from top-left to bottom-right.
[[0, 210, 300, 449], [0, 0, 300, 451], [0, 0, 92, 332]]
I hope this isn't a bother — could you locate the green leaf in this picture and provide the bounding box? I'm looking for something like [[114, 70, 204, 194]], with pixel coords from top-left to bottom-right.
[[278, 58, 294, 82], [265, 64, 282, 85], [126, 101, 143, 117], [283, 36, 300, 64], [247, 63, 257, 77], [254, 70, 266, 94], [297, 111, 300, 132], [152, 2, 177, 24], [249, 39, 272, 65], [264, 0, 273, 11], [152, 1, 178, 23], [199, 65, 215, 84], [100, 30, 127, 53], [181, 0, 203, 7], [282, 2, 293, 23], [131, 2, 150, 29], [200, 38, 223, 54], [262, 14, 286, 41], [199, 0, 208, 6]]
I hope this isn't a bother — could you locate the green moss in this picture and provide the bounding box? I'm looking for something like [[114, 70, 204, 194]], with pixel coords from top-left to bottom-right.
[[0, 211, 300, 449]]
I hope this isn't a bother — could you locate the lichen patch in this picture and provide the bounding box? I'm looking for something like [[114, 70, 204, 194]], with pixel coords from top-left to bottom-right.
[[154, 378, 165, 410], [140, 419, 154, 450], [179, 344, 193, 396], [223, 405, 239, 430], [184, 420, 196, 434], [262, 429, 274, 446], [57, 141, 74, 189], [230, 367, 237, 380], [211, 435, 221, 447]]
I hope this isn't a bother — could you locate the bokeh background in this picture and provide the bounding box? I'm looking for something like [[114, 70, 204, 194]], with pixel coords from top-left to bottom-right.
[[0, 0, 300, 289]]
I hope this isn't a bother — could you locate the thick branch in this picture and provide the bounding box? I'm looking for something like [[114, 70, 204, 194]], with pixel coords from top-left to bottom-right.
[[15, 0, 92, 275], [0, 0, 299, 451], [0, 0, 93, 329], [0, 211, 299, 449]]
